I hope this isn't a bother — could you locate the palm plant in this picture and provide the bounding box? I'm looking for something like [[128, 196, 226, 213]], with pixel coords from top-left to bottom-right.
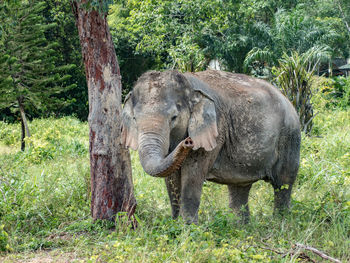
[[273, 46, 331, 134], [243, 47, 276, 78]]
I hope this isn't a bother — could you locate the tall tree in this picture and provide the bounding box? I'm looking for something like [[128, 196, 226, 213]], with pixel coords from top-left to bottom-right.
[[71, 0, 136, 220], [0, 1, 75, 150]]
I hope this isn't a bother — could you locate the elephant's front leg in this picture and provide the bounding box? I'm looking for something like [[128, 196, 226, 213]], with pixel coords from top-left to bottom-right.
[[165, 170, 181, 219], [179, 159, 206, 224]]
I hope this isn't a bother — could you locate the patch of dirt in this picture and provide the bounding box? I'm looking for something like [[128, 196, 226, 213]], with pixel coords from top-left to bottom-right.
[[47, 232, 73, 242], [0, 144, 17, 155], [0, 251, 83, 263]]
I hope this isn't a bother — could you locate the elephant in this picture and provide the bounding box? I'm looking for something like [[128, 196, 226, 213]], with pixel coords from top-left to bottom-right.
[[121, 69, 301, 224]]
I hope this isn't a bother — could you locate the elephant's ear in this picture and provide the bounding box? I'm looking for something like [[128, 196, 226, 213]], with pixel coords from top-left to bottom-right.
[[186, 76, 218, 151], [121, 92, 138, 150]]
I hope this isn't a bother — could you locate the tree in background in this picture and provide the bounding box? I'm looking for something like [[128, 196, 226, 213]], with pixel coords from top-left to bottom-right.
[[0, 0, 89, 122], [0, 1, 75, 150], [72, 0, 136, 221], [243, 7, 348, 77], [44, 0, 89, 120], [108, 0, 255, 90]]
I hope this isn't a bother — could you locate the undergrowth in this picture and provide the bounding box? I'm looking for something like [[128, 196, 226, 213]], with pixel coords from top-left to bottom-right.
[[0, 83, 349, 262]]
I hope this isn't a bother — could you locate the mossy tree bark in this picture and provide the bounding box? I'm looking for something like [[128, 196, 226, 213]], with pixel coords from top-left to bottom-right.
[[72, 1, 136, 220]]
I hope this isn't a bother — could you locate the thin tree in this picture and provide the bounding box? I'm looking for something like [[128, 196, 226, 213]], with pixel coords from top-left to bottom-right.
[[71, 0, 136, 220]]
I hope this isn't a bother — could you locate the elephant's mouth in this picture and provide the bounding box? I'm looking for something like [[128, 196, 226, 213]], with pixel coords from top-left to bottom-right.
[[138, 137, 194, 177]]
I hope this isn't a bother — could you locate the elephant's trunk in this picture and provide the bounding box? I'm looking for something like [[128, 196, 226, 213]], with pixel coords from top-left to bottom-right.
[[138, 132, 194, 177]]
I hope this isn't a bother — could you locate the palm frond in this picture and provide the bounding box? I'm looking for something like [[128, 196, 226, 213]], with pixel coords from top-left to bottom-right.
[[243, 47, 275, 73]]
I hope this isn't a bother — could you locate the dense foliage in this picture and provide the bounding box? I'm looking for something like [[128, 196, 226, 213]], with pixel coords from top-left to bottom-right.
[[44, 0, 89, 120], [109, 0, 350, 90], [320, 75, 350, 108], [0, 0, 349, 118], [0, 78, 349, 261]]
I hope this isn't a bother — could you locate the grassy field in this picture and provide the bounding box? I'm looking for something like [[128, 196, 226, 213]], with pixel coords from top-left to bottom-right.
[[0, 94, 349, 262]]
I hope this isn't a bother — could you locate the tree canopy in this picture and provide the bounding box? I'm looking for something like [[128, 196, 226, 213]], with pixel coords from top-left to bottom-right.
[[108, 0, 350, 89]]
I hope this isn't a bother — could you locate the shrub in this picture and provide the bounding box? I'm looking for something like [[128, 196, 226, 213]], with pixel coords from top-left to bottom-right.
[[321, 76, 350, 108], [0, 224, 10, 252]]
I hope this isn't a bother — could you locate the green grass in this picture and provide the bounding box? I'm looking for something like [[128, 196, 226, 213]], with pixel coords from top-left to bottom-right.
[[0, 104, 349, 262]]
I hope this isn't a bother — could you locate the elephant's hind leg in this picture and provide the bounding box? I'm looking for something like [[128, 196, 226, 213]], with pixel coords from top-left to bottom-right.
[[165, 171, 181, 219], [271, 160, 297, 214], [272, 130, 300, 214], [228, 184, 252, 223], [273, 182, 294, 213]]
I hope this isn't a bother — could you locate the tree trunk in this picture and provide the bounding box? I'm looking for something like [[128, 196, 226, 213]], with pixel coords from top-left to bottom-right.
[[18, 98, 31, 151], [72, 1, 136, 221], [20, 117, 25, 151]]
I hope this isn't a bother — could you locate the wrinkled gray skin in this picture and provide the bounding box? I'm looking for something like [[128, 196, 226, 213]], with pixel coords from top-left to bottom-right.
[[121, 70, 301, 224]]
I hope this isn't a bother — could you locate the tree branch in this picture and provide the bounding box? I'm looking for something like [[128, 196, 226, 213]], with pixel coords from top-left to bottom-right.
[[295, 243, 342, 263], [256, 241, 342, 263]]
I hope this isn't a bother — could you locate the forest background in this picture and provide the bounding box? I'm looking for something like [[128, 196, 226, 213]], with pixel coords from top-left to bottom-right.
[[1, 0, 349, 122]]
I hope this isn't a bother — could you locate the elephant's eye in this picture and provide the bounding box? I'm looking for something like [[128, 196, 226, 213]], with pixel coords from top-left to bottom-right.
[[171, 115, 177, 122]]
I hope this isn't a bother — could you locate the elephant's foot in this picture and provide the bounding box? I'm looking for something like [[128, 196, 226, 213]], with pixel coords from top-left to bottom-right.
[[179, 209, 199, 225], [273, 184, 293, 215]]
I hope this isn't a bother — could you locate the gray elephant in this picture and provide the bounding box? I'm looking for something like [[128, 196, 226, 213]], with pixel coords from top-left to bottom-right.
[[121, 69, 300, 224]]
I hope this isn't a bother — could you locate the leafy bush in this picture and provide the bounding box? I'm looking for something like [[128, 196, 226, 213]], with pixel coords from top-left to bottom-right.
[[319, 76, 350, 108], [0, 117, 88, 163], [0, 121, 21, 146], [0, 225, 10, 252]]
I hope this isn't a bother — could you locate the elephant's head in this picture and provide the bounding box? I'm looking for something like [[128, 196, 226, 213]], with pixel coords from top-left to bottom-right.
[[121, 71, 218, 177]]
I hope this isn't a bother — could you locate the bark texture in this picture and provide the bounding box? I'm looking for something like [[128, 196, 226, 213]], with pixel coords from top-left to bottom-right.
[[72, 1, 136, 220], [20, 116, 25, 151]]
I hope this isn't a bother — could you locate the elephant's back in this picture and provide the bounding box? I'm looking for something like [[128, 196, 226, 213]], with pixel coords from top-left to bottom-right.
[[192, 70, 299, 127], [192, 70, 280, 102]]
